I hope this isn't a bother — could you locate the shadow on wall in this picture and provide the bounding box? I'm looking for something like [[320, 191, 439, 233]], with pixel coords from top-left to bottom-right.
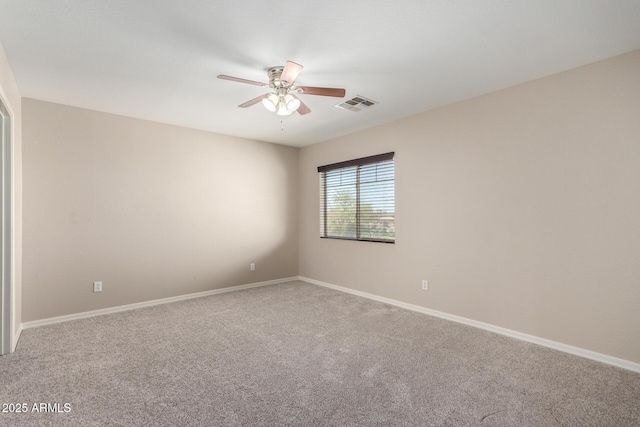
[[21, 99, 299, 322]]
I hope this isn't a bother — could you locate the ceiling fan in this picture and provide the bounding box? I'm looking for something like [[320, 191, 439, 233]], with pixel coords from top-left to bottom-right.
[[217, 61, 346, 116]]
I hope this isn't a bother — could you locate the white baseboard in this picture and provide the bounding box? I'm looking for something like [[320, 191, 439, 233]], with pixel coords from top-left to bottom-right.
[[298, 276, 640, 374], [22, 277, 298, 330], [12, 324, 22, 351], [20, 275, 640, 373]]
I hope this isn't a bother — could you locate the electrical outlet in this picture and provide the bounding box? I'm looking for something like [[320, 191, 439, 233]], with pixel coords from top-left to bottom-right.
[[422, 280, 429, 291], [250, 263, 255, 271], [93, 281, 102, 293]]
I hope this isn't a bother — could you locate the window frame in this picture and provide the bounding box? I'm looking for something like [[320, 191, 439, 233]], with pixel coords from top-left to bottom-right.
[[318, 152, 395, 244]]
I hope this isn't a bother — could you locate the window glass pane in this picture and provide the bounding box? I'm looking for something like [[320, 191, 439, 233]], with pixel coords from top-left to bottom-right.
[[324, 167, 357, 238], [359, 163, 394, 241], [376, 164, 394, 181], [326, 187, 357, 238], [359, 163, 377, 183], [325, 167, 356, 186]]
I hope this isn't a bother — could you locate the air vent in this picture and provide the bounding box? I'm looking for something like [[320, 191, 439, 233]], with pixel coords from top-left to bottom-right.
[[336, 95, 378, 112]]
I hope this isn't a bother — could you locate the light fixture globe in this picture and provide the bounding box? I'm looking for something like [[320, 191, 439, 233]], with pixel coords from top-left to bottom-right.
[[276, 96, 292, 116], [284, 94, 300, 112], [261, 94, 278, 112]]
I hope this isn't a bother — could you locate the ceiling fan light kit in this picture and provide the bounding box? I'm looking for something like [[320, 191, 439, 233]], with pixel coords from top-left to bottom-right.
[[218, 60, 346, 116], [261, 91, 301, 116]]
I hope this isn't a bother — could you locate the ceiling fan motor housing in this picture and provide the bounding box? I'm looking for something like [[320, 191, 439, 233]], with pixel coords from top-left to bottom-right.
[[267, 66, 289, 88]]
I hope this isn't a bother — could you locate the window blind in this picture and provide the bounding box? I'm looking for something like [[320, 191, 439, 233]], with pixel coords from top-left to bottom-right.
[[318, 152, 395, 243]]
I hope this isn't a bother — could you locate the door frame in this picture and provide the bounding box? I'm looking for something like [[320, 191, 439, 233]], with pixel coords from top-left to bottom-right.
[[0, 92, 14, 355]]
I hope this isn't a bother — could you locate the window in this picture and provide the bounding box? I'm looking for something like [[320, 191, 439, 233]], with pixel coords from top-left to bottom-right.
[[318, 152, 395, 243]]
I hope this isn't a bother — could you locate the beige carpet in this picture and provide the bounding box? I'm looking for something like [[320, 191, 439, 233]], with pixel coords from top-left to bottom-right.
[[1, 280, 639, 426]]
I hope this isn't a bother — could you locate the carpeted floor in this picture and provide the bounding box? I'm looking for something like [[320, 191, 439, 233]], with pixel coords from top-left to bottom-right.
[[1, 280, 639, 426]]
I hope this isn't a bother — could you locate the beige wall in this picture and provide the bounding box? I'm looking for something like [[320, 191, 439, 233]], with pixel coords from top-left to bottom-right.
[[0, 40, 22, 350], [22, 99, 298, 321], [299, 50, 640, 364]]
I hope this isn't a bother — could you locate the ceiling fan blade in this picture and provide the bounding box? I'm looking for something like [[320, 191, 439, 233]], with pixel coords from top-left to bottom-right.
[[297, 86, 346, 97], [217, 75, 268, 87], [238, 93, 270, 108], [291, 94, 311, 115], [281, 61, 303, 85]]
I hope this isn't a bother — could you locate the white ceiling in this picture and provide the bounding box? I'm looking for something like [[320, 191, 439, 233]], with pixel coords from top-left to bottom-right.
[[1, 1, 639, 147]]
